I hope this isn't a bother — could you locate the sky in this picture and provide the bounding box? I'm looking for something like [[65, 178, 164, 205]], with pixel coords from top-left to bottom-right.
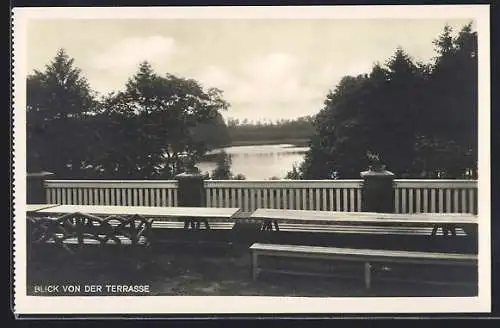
[[26, 18, 474, 122]]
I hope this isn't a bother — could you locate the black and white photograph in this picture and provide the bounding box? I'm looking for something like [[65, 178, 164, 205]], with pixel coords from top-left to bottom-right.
[[12, 5, 491, 315]]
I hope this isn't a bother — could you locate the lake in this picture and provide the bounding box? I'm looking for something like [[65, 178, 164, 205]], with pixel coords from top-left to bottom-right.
[[197, 144, 309, 180]]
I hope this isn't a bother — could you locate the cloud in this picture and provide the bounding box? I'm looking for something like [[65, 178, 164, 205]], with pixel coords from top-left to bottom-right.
[[242, 52, 299, 84], [90, 35, 177, 70], [194, 52, 327, 121], [231, 52, 321, 104], [194, 65, 232, 89]]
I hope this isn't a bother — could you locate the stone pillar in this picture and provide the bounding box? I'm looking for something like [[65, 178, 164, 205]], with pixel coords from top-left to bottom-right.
[[360, 168, 395, 213], [174, 172, 206, 207], [26, 171, 54, 204]]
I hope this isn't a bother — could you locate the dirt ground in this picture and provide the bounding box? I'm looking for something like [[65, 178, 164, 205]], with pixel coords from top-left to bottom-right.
[[27, 237, 477, 297]]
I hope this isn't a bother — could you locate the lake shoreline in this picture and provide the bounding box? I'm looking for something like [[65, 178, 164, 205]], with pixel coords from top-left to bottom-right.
[[198, 143, 309, 180], [224, 138, 310, 148]]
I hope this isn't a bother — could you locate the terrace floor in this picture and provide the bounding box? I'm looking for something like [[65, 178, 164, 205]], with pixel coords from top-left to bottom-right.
[[27, 226, 478, 297]]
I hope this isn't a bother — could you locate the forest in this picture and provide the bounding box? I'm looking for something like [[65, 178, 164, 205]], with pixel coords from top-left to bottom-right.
[[287, 23, 477, 180], [27, 55, 231, 179], [225, 116, 315, 146]]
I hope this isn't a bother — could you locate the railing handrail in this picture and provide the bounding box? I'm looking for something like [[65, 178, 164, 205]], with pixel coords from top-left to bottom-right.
[[45, 180, 179, 189], [205, 179, 363, 189], [45, 179, 477, 189], [394, 179, 477, 188]]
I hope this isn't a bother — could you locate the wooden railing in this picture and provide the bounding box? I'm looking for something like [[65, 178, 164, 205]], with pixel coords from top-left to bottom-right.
[[44, 180, 179, 207], [204, 180, 363, 212], [44, 179, 478, 214], [393, 179, 477, 214]]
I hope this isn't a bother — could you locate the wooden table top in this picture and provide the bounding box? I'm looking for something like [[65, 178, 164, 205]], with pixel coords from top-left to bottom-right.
[[35, 204, 242, 219], [249, 209, 478, 225], [26, 204, 60, 213]]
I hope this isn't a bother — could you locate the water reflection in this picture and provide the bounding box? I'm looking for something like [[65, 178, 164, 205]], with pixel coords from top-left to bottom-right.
[[198, 144, 309, 180]]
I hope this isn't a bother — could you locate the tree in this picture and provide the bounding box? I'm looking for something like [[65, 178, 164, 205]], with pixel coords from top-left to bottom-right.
[[370, 48, 425, 176], [299, 74, 374, 179], [26, 49, 97, 176], [233, 173, 246, 180], [191, 112, 231, 149], [26, 54, 231, 179], [292, 23, 477, 180], [414, 23, 478, 178], [211, 151, 233, 180], [285, 164, 303, 179], [96, 61, 230, 179]]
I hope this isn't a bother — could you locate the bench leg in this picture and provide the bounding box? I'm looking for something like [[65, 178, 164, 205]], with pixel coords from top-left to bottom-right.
[[451, 226, 457, 236], [203, 219, 210, 230], [251, 251, 259, 280], [364, 262, 372, 289]]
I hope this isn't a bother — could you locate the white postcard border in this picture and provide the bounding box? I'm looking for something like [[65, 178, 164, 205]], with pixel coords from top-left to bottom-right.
[[12, 4, 491, 315]]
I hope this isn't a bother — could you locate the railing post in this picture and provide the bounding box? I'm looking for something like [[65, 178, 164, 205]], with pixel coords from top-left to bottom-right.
[[360, 167, 395, 213], [26, 171, 54, 204], [174, 172, 206, 207]]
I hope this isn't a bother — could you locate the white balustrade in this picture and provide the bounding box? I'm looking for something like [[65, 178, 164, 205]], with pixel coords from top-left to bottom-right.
[[204, 180, 363, 213], [44, 179, 478, 214], [393, 179, 477, 214], [45, 180, 179, 207]]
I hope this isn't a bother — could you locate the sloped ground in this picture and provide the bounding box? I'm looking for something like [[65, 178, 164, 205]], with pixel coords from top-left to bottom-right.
[[26, 222, 478, 297]]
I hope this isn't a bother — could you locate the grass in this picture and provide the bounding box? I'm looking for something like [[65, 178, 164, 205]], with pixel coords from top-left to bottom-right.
[[26, 223, 478, 297]]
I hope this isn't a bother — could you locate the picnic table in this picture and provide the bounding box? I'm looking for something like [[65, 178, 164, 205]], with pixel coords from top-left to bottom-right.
[[32, 205, 242, 230], [249, 209, 478, 237]]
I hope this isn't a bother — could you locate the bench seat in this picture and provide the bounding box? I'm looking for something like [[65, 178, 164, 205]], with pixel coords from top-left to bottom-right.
[[150, 221, 235, 230], [249, 243, 477, 289], [45, 233, 149, 246], [33, 217, 235, 230], [276, 224, 467, 236]]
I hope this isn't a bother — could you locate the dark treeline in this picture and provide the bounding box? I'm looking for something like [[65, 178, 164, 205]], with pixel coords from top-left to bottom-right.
[[288, 23, 477, 180], [27, 50, 231, 179], [226, 116, 315, 145]]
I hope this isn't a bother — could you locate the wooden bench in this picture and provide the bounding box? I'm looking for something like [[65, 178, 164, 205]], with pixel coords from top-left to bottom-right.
[[271, 223, 468, 236], [249, 243, 477, 289], [27, 212, 153, 252], [150, 221, 234, 230]]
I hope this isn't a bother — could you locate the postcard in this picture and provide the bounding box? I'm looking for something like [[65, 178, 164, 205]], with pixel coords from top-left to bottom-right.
[[12, 4, 491, 316]]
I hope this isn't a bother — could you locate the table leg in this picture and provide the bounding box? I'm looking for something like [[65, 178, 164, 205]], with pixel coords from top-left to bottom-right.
[[184, 218, 210, 230], [260, 221, 266, 231], [364, 262, 372, 289], [261, 220, 274, 231], [273, 221, 280, 231], [431, 224, 458, 238], [251, 251, 259, 280], [448, 224, 457, 236]]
